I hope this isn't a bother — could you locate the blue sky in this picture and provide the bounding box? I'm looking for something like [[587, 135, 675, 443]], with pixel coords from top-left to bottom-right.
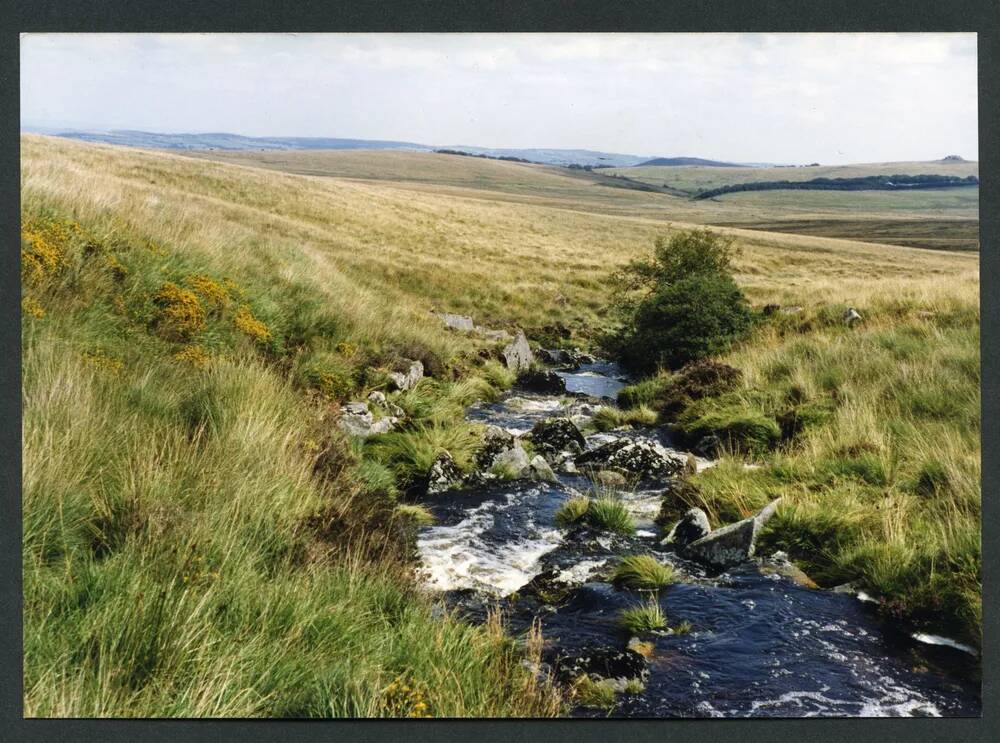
[[20, 33, 979, 164]]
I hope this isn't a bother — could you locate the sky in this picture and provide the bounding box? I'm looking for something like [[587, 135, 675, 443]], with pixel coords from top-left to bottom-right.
[[20, 33, 979, 164]]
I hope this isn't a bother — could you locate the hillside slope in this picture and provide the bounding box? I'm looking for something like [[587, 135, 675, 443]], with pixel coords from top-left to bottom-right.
[[21, 134, 981, 715]]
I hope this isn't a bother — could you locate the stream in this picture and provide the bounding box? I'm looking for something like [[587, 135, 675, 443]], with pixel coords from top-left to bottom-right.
[[414, 362, 981, 718]]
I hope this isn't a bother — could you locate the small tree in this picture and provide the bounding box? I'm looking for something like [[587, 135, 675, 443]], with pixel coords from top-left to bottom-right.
[[609, 230, 751, 374]]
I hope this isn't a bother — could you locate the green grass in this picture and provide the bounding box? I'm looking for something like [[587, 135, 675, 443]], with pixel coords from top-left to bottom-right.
[[618, 601, 667, 634], [611, 556, 678, 590], [591, 405, 659, 431], [20, 207, 560, 717], [555, 496, 636, 535]]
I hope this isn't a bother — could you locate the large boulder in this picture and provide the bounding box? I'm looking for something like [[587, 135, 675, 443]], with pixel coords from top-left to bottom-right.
[[388, 360, 424, 392], [576, 438, 685, 481], [528, 417, 587, 456], [517, 368, 566, 393], [528, 455, 557, 482], [474, 425, 517, 470], [683, 498, 781, 568], [502, 331, 534, 373], [426, 451, 464, 495], [661, 507, 711, 548], [490, 445, 531, 478]]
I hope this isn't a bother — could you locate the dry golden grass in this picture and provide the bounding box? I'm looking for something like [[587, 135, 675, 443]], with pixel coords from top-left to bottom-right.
[[22, 134, 978, 345]]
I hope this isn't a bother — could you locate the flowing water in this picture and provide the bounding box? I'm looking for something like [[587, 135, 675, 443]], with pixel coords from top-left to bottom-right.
[[416, 363, 981, 717]]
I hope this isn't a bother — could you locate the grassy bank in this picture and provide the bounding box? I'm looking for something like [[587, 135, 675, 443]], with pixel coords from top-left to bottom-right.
[[622, 278, 981, 645], [21, 205, 557, 716]]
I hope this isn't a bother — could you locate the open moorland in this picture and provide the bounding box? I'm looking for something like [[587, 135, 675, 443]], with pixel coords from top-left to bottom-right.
[[21, 134, 980, 716]]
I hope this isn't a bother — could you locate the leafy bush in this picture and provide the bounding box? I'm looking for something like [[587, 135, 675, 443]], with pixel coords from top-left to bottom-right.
[[608, 230, 752, 374], [612, 555, 677, 590]]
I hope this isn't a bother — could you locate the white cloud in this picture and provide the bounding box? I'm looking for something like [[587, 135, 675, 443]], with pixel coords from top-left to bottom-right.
[[20, 32, 978, 163]]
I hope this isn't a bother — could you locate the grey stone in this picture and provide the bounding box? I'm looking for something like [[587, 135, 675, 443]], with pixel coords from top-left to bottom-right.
[[502, 330, 534, 373], [517, 368, 566, 393], [475, 425, 517, 470], [338, 401, 399, 438], [661, 507, 711, 548], [368, 390, 387, 406], [779, 305, 804, 315], [528, 455, 557, 482], [528, 417, 586, 456], [683, 498, 782, 568], [844, 307, 862, 326], [576, 438, 685, 481], [438, 313, 475, 331], [427, 451, 464, 495], [491, 445, 531, 478], [388, 360, 424, 391]]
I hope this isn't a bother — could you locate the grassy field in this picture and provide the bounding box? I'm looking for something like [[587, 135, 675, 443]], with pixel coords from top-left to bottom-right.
[[602, 160, 981, 195], [21, 134, 981, 715], [187, 149, 979, 252]]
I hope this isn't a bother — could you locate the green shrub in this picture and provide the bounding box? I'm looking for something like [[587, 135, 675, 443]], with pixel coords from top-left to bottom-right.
[[612, 555, 677, 590], [618, 600, 667, 634], [608, 230, 753, 374]]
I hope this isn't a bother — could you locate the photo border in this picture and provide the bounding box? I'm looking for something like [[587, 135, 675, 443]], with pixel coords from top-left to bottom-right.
[[1, 1, 996, 741]]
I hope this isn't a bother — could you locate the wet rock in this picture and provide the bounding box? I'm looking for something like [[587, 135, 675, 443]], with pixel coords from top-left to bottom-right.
[[528, 417, 587, 456], [555, 645, 649, 688], [491, 445, 531, 478], [537, 348, 574, 365], [576, 438, 685, 481], [661, 507, 711, 548], [517, 368, 567, 394], [474, 425, 517, 470], [528, 455, 557, 482], [683, 498, 781, 569], [576, 352, 596, 364], [693, 434, 722, 458], [844, 307, 862, 326], [438, 312, 475, 331], [388, 360, 424, 391], [627, 637, 655, 659], [426, 451, 464, 495], [594, 470, 627, 488], [502, 330, 535, 373], [760, 551, 819, 589]]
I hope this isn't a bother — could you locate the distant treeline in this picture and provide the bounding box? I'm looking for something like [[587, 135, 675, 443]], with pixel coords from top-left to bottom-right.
[[693, 174, 979, 200], [434, 149, 535, 164]]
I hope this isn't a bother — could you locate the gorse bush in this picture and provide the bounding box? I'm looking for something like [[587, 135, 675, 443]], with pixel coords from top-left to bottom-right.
[[608, 230, 753, 374]]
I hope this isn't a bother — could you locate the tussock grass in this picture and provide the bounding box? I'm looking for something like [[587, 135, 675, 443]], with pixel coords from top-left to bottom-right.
[[591, 405, 659, 431], [555, 496, 635, 535], [612, 555, 678, 590], [618, 601, 667, 634]]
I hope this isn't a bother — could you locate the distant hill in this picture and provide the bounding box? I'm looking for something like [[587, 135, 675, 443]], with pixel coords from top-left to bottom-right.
[[635, 156, 744, 167], [44, 130, 433, 152], [28, 128, 655, 167]]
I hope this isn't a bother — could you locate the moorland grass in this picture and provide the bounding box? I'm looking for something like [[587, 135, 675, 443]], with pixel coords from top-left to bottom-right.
[[611, 555, 678, 590], [618, 601, 668, 634]]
